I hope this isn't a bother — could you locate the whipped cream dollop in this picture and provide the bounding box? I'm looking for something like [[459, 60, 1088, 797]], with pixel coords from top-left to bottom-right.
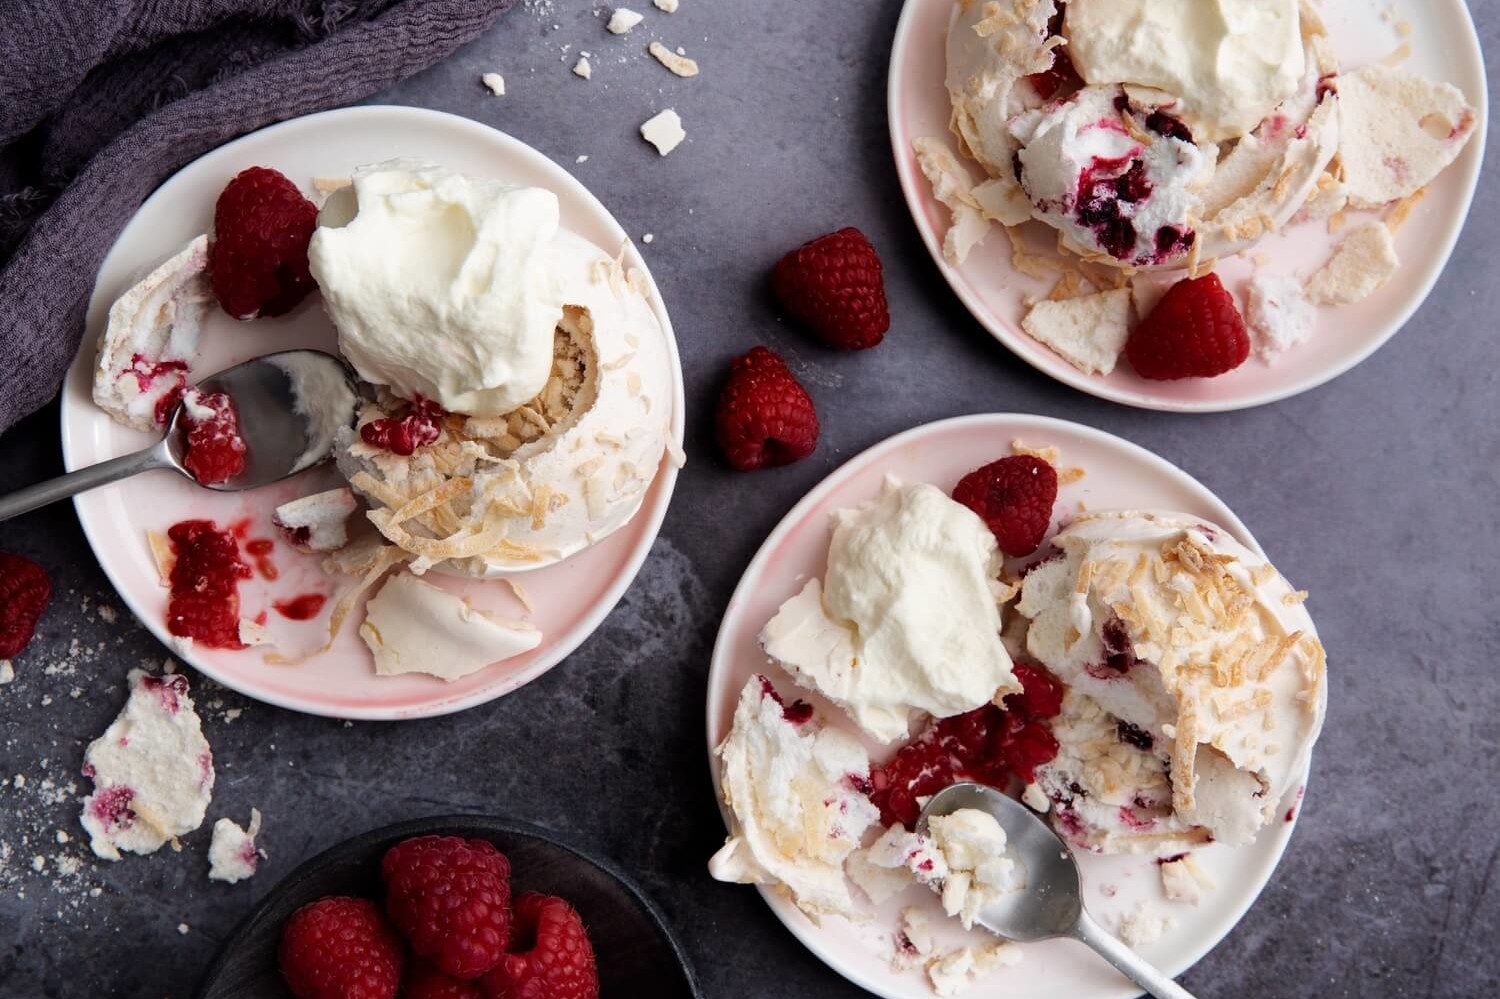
[[761, 477, 1019, 744], [308, 159, 563, 417], [709, 676, 878, 918], [1017, 511, 1326, 848], [1064, 0, 1306, 143]]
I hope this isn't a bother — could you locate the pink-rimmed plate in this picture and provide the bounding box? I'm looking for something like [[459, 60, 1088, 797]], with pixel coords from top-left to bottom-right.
[[888, 0, 1487, 412], [60, 106, 685, 720], [705, 415, 1313, 998]]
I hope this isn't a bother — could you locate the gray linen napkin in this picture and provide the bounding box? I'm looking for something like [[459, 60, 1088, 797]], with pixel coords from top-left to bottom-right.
[[0, 0, 512, 433]]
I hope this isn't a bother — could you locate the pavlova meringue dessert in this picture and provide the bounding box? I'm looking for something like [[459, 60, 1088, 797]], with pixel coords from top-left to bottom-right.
[[88, 156, 680, 684], [916, 0, 1478, 379], [1017, 511, 1325, 852], [312, 159, 679, 577], [931, 0, 1341, 269], [710, 450, 1328, 993]]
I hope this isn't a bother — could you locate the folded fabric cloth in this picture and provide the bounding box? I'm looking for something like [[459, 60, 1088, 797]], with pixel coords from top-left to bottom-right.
[[0, 0, 512, 434]]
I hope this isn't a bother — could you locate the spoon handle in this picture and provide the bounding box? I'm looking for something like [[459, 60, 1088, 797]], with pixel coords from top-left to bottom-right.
[[1071, 910, 1198, 999], [0, 441, 175, 523]]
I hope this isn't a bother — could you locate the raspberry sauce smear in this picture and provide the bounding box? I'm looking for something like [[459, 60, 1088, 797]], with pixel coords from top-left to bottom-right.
[[165, 520, 252, 649], [867, 662, 1064, 829]]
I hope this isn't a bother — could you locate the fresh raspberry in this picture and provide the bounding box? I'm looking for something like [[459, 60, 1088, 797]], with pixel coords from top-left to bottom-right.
[[771, 227, 889, 350], [0, 553, 51, 660], [480, 893, 598, 999], [404, 961, 484, 999], [951, 455, 1058, 557], [278, 896, 404, 999], [210, 166, 318, 320], [1125, 273, 1250, 380], [382, 835, 512, 980], [714, 347, 819, 471]]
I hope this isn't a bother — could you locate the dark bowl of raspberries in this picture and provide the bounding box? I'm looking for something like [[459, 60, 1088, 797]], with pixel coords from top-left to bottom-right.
[[194, 816, 700, 999]]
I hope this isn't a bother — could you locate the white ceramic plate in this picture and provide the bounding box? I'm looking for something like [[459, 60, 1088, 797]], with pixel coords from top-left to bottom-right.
[[705, 415, 1313, 998], [888, 0, 1488, 412], [60, 106, 685, 720]]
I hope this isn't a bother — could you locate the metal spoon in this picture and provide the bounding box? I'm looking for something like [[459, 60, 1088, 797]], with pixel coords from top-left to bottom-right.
[[0, 350, 358, 523], [918, 782, 1197, 999]]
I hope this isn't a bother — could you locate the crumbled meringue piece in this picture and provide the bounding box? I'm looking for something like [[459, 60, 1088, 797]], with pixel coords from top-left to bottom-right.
[[1306, 222, 1399, 306], [641, 109, 686, 155], [80, 670, 214, 861], [208, 808, 263, 883]]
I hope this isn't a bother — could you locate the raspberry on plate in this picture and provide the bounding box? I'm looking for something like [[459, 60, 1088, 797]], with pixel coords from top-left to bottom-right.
[[0, 552, 51, 660], [382, 835, 513, 980], [951, 455, 1058, 557], [279, 896, 404, 999], [480, 892, 599, 999], [404, 960, 484, 999], [714, 346, 819, 471], [1124, 273, 1251, 381], [210, 166, 318, 320], [772, 227, 890, 350]]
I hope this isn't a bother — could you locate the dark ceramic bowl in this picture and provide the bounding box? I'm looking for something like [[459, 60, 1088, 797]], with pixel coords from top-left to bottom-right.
[[194, 815, 700, 998]]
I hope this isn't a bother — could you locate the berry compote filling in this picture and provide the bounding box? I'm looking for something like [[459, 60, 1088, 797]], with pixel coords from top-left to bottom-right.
[[273, 593, 327, 621], [165, 520, 252, 649], [360, 396, 445, 456], [87, 785, 137, 833], [1087, 615, 1141, 678], [129, 354, 191, 427], [1025, 46, 1077, 101], [244, 538, 277, 581], [1074, 154, 1148, 262], [1144, 110, 1194, 144], [757, 675, 814, 725], [868, 662, 1064, 829], [180, 391, 247, 485], [140, 673, 189, 714]]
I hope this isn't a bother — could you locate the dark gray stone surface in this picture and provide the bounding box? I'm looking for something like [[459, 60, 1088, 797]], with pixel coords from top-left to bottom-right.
[[0, 1, 1496, 995]]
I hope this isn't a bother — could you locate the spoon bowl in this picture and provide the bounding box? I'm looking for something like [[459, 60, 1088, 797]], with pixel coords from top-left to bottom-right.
[[918, 782, 1198, 999], [0, 350, 359, 523], [918, 783, 1083, 941], [174, 350, 360, 491]]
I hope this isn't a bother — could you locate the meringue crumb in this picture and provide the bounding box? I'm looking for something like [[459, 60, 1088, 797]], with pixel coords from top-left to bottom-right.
[[1283, 590, 1309, 606], [573, 56, 593, 79], [648, 41, 699, 77], [640, 109, 685, 156], [0, 661, 13, 685], [653, 0, 678, 10], [177, 923, 190, 935], [506, 579, 535, 614], [480, 72, 506, 96], [576, 154, 589, 164], [606, 8, 643, 33], [1117, 902, 1175, 946], [642, 233, 655, 244], [1384, 186, 1428, 233], [1306, 221, 1399, 306], [1381, 41, 1413, 66]]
